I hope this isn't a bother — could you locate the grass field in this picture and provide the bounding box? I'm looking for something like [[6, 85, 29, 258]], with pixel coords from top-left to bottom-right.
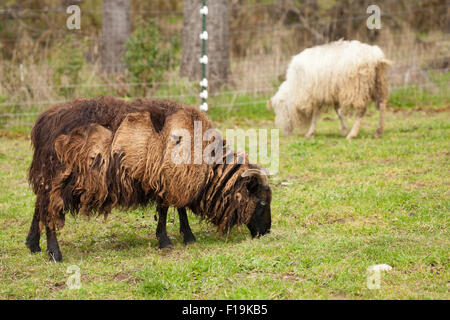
[[0, 105, 449, 299]]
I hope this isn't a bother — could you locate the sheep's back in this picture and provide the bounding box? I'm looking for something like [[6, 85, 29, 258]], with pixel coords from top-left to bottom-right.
[[288, 40, 386, 81], [28, 97, 181, 193], [284, 40, 388, 108]]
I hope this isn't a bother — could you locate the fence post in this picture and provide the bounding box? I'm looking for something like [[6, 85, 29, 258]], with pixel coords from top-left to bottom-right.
[[199, 0, 208, 111]]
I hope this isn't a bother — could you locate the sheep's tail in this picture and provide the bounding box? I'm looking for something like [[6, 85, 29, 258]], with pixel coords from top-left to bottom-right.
[[379, 58, 393, 67]]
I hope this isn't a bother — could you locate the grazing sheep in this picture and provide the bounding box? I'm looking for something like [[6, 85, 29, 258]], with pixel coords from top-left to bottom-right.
[[269, 40, 392, 139], [27, 97, 272, 261]]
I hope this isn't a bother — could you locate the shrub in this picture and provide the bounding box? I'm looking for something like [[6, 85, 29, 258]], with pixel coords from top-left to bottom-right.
[[51, 36, 85, 98], [123, 20, 179, 96]]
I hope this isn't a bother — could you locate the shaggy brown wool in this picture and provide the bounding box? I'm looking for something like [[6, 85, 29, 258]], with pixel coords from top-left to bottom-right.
[[28, 97, 271, 237]]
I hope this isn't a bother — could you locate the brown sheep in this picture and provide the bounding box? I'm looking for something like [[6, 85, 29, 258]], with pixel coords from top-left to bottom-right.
[[27, 97, 272, 262]]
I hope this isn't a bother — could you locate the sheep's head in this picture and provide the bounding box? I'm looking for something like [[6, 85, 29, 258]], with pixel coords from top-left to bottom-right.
[[240, 168, 272, 238]]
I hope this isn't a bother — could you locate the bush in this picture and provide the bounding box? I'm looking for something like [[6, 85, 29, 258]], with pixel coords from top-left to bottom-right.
[[123, 20, 179, 96], [51, 36, 85, 98]]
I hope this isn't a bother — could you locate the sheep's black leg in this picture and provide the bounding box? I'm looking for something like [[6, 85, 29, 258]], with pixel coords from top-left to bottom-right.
[[26, 207, 41, 253], [46, 226, 62, 262], [178, 207, 196, 244], [156, 205, 172, 249]]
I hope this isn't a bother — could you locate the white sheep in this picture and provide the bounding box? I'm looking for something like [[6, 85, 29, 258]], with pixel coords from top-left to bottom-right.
[[269, 40, 392, 140]]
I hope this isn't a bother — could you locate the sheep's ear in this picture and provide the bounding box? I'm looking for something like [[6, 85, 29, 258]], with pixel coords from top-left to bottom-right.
[[241, 168, 269, 189], [246, 176, 260, 194]]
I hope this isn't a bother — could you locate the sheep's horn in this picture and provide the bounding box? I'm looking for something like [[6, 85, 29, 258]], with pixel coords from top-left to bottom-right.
[[241, 168, 269, 186]]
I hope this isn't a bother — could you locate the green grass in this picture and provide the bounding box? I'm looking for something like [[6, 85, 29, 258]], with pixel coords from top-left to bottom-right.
[[389, 71, 450, 109], [0, 106, 449, 299]]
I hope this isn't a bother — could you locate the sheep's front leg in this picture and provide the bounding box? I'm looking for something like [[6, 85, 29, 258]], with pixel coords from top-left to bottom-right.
[[46, 226, 62, 262], [305, 108, 319, 138], [334, 106, 349, 136], [346, 109, 366, 140], [178, 207, 196, 244], [156, 205, 173, 249], [26, 206, 42, 253], [374, 101, 385, 138]]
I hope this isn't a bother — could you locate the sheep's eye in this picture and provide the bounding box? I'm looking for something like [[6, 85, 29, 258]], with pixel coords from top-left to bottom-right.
[[260, 200, 267, 206]]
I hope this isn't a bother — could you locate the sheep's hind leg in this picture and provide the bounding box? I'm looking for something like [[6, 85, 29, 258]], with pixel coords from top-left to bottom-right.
[[334, 106, 349, 136], [346, 109, 366, 140], [178, 207, 196, 244], [374, 101, 385, 138], [156, 205, 173, 249], [305, 108, 319, 138], [26, 207, 41, 253], [46, 226, 62, 262]]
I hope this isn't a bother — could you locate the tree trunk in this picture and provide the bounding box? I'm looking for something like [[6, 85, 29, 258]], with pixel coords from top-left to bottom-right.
[[180, 0, 230, 91], [101, 0, 131, 74]]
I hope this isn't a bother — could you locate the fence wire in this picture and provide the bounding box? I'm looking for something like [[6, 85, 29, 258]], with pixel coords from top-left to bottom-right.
[[0, 1, 449, 130]]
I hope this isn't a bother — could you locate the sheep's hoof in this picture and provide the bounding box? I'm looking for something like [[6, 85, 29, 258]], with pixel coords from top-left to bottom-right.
[[346, 134, 356, 140], [305, 133, 314, 139], [158, 238, 173, 249], [374, 130, 383, 138], [28, 244, 41, 254], [26, 239, 41, 253], [340, 128, 349, 136], [182, 232, 196, 245], [47, 249, 63, 262]]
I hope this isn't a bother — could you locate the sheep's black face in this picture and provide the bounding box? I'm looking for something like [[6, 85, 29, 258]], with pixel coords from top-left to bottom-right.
[[247, 198, 271, 238], [246, 184, 272, 238]]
